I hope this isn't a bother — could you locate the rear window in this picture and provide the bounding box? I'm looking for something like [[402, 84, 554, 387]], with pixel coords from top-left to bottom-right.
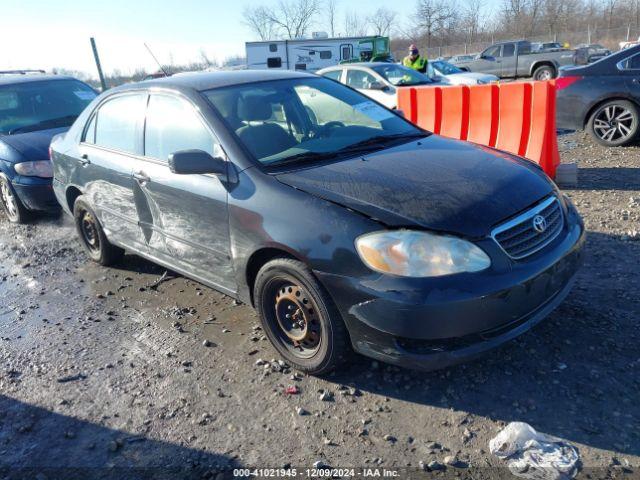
[[0, 79, 97, 135]]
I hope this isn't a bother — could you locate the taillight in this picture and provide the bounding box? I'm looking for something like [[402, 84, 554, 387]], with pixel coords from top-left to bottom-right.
[[555, 76, 582, 90]]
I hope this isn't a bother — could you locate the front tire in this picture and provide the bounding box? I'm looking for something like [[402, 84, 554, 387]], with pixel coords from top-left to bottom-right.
[[587, 100, 639, 147], [73, 196, 124, 265], [0, 175, 30, 224], [254, 258, 351, 375]]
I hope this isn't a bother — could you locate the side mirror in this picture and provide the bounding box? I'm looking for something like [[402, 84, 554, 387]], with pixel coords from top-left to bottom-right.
[[482, 55, 495, 61], [368, 81, 388, 91], [168, 149, 226, 176]]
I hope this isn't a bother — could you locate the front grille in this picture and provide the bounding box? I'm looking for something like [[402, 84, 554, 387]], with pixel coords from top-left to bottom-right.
[[492, 196, 563, 260]]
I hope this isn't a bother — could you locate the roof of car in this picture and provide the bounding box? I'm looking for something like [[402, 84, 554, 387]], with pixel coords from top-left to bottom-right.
[[139, 69, 312, 91], [318, 62, 398, 72], [0, 74, 76, 86]]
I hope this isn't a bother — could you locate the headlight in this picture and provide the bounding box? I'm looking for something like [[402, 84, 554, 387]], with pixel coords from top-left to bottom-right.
[[14, 160, 53, 178], [355, 230, 491, 277]]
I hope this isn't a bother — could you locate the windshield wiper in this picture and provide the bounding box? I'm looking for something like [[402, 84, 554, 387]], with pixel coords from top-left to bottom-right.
[[9, 115, 77, 134], [333, 133, 427, 154], [267, 133, 427, 168]]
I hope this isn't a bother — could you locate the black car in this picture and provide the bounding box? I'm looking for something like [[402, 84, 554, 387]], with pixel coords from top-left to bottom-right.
[[556, 44, 640, 147], [0, 73, 97, 222], [51, 70, 585, 374]]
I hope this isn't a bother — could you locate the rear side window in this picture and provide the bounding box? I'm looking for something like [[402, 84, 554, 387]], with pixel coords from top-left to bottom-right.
[[322, 70, 343, 82], [621, 53, 640, 70], [346, 70, 377, 89], [320, 51, 332, 60], [94, 94, 146, 154], [144, 94, 214, 162]]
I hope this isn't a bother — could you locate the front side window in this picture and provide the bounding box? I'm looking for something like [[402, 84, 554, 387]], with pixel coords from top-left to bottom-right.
[[346, 70, 378, 89], [144, 94, 214, 161], [0, 79, 97, 135], [203, 77, 423, 167], [483, 46, 501, 58], [94, 93, 146, 154]]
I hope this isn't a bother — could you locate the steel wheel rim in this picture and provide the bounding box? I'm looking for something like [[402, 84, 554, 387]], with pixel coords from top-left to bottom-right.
[[537, 69, 552, 80], [594, 105, 635, 143], [267, 280, 322, 359], [0, 180, 18, 220], [80, 211, 100, 252]]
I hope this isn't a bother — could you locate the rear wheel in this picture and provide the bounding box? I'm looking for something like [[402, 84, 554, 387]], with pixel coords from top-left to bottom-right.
[[587, 100, 639, 147], [73, 196, 124, 265], [254, 258, 351, 375], [0, 175, 30, 224], [532, 65, 555, 81]]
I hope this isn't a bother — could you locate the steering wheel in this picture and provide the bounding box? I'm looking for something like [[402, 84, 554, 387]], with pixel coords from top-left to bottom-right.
[[312, 121, 345, 138]]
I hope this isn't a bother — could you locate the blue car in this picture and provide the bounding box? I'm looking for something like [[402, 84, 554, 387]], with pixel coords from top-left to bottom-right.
[[0, 73, 97, 223]]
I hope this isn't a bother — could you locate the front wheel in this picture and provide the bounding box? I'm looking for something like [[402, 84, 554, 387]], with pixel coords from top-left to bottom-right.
[[532, 65, 556, 81], [587, 100, 639, 147], [253, 258, 351, 375], [73, 196, 124, 265], [0, 175, 30, 224]]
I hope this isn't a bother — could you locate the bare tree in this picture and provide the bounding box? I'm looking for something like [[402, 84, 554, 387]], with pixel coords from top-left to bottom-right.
[[344, 10, 370, 36], [242, 5, 278, 40], [415, 0, 455, 47], [326, 0, 338, 37], [461, 0, 484, 41], [266, 0, 322, 39], [368, 7, 398, 36]]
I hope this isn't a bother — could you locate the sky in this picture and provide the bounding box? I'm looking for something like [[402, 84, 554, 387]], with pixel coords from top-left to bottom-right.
[[1, 0, 498, 77]]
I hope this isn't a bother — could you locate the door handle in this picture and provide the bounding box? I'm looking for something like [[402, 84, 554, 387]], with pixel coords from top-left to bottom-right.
[[133, 172, 150, 184], [79, 154, 91, 166]]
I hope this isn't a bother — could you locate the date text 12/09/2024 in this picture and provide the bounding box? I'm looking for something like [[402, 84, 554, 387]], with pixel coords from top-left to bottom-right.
[[233, 468, 401, 478]]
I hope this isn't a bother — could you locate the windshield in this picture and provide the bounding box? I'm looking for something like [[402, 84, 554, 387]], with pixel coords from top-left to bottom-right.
[[0, 79, 97, 135], [371, 64, 433, 86], [430, 61, 464, 75], [203, 77, 424, 167]]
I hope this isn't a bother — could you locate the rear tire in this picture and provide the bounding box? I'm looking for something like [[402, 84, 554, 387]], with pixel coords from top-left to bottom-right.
[[73, 196, 124, 266], [532, 65, 556, 81], [587, 99, 639, 147], [253, 258, 351, 375], [0, 175, 30, 224]]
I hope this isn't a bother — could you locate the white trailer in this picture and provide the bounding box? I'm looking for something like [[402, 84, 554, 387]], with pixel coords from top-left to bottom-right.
[[245, 35, 390, 73]]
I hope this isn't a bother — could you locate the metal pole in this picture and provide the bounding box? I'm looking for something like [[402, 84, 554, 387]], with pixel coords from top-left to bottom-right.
[[90, 37, 107, 91], [628, 23, 632, 41], [587, 25, 591, 44]]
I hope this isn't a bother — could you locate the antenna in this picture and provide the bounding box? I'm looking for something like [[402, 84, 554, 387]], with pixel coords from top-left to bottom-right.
[[144, 43, 169, 77]]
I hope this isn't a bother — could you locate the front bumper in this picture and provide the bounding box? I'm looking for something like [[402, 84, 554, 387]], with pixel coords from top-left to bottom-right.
[[11, 176, 60, 212], [316, 208, 585, 371]]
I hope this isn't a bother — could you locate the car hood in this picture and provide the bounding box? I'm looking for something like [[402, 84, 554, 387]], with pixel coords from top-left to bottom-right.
[[275, 135, 554, 238], [0, 127, 68, 161]]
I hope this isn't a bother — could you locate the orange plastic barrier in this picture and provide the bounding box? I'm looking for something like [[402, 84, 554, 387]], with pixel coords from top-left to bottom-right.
[[397, 81, 560, 178]]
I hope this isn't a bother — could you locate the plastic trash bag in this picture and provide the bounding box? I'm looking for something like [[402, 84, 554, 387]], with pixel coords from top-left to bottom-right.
[[490, 422, 580, 480]]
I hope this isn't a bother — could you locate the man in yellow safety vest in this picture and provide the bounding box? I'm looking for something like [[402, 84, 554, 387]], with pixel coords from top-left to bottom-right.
[[402, 44, 428, 73]]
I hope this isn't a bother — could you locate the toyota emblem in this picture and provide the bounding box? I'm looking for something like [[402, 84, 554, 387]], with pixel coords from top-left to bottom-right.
[[532, 215, 547, 233]]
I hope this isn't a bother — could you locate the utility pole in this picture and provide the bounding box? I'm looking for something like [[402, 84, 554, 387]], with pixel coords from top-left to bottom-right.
[[90, 37, 107, 91]]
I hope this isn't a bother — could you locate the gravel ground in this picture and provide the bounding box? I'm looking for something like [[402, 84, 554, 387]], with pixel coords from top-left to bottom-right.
[[0, 132, 638, 479]]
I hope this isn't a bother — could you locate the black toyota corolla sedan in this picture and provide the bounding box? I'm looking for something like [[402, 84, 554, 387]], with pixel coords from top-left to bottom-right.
[[51, 70, 585, 374], [556, 44, 640, 147]]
